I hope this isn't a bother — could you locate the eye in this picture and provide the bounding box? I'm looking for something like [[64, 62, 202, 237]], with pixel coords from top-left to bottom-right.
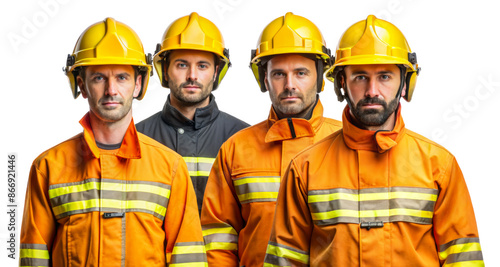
[[272, 72, 285, 78], [177, 63, 188, 68], [297, 71, 306, 76], [380, 74, 391, 80], [93, 76, 104, 82], [117, 75, 128, 81], [199, 64, 209, 69], [354, 75, 367, 81]]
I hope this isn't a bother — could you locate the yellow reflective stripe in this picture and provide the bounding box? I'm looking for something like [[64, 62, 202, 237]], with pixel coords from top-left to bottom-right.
[[52, 199, 167, 217], [233, 177, 280, 186], [49, 182, 170, 199], [238, 192, 279, 202], [360, 209, 434, 218], [102, 183, 170, 197], [360, 192, 437, 201], [267, 244, 309, 264], [439, 242, 482, 260], [183, 157, 215, 164], [20, 248, 50, 259], [172, 245, 205, 255], [308, 191, 437, 203], [312, 209, 359, 220], [308, 192, 358, 203], [49, 181, 100, 198], [312, 209, 433, 221], [202, 226, 237, 236], [443, 260, 485, 267], [205, 242, 238, 251], [189, 171, 211, 177]]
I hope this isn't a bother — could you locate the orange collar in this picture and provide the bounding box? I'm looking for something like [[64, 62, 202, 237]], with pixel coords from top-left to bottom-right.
[[342, 105, 406, 153], [265, 99, 325, 143], [79, 113, 142, 159]]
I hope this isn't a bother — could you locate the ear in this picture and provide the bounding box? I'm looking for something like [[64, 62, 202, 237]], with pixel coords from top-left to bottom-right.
[[77, 76, 87, 99], [263, 72, 270, 92], [401, 79, 406, 98], [133, 75, 143, 98], [213, 64, 219, 83]]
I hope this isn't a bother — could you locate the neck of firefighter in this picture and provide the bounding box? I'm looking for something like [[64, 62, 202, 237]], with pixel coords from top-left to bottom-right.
[[89, 110, 131, 145], [170, 95, 210, 121]]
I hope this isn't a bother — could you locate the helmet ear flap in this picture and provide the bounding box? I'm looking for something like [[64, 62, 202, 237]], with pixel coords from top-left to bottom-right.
[[403, 69, 418, 102]]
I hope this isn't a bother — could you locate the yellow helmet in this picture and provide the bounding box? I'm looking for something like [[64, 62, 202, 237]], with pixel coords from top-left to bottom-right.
[[250, 12, 332, 93], [325, 15, 420, 102], [153, 12, 230, 90], [63, 17, 153, 100]]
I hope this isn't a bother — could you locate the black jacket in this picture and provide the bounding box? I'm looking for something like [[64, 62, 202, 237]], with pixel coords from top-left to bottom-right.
[[136, 94, 249, 215]]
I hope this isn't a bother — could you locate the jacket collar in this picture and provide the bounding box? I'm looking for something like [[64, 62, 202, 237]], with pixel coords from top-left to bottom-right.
[[342, 104, 406, 153], [161, 93, 220, 131], [265, 97, 325, 143], [80, 112, 142, 159]]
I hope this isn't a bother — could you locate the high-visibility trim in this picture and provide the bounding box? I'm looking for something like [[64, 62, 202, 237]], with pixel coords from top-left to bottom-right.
[[308, 187, 438, 225], [266, 242, 309, 265], [205, 242, 238, 251], [233, 176, 280, 203], [170, 242, 207, 266], [49, 178, 171, 220], [20, 244, 50, 267], [202, 223, 238, 251], [183, 157, 215, 178], [439, 238, 483, 265]]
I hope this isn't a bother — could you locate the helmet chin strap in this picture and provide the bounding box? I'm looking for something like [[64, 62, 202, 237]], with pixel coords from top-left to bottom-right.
[[340, 65, 406, 115]]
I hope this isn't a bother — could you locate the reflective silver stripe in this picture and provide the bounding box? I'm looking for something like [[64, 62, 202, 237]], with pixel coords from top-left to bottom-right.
[[20, 244, 50, 267], [20, 258, 50, 267], [308, 187, 438, 225], [265, 241, 309, 265], [202, 223, 238, 251], [49, 178, 171, 220], [183, 157, 215, 177], [440, 237, 481, 252], [445, 251, 484, 264], [439, 237, 483, 264], [233, 176, 280, 204], [171, 242, 207, 264]]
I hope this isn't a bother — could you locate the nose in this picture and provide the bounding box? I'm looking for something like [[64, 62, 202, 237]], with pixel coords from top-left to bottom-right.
[[284, 74, 296, 91], [105, 79, 119, 96], [187, 65, 198, 81], [365, 78, 380, 98]]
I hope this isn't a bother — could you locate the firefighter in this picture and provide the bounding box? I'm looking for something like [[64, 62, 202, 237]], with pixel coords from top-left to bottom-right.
[[20, 18, 206, 266], [136, 12, 249, 215], [201, 12, 342, 266], [265, 15, 484, 266]]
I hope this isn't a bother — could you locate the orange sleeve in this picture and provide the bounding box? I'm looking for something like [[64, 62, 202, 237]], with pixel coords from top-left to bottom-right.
[[433, 155, 484, 266], [164, 156, 207, 266], [201, 144, 244, 266], [265, 159, 311, 266], [20, 163, 55, 266]]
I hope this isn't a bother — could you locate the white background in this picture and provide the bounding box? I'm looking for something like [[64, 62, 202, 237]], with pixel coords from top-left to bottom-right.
[[1, 0, 498, 266]]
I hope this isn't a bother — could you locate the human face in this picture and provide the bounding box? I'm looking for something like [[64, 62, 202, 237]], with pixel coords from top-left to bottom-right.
[[78, 65, 141, 124], [343, 64, 404, 130], [166, 50, 217, 107], [264, 54, 318, 119]]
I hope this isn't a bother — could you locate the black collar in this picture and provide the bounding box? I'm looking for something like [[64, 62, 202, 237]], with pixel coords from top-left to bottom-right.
[[161, 94, 220, 131]]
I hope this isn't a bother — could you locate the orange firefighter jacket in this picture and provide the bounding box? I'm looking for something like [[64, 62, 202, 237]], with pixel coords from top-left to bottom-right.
[[201, 100, 342, 267], [265, 106, 484, 266], [20, 113, 207, 267]]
